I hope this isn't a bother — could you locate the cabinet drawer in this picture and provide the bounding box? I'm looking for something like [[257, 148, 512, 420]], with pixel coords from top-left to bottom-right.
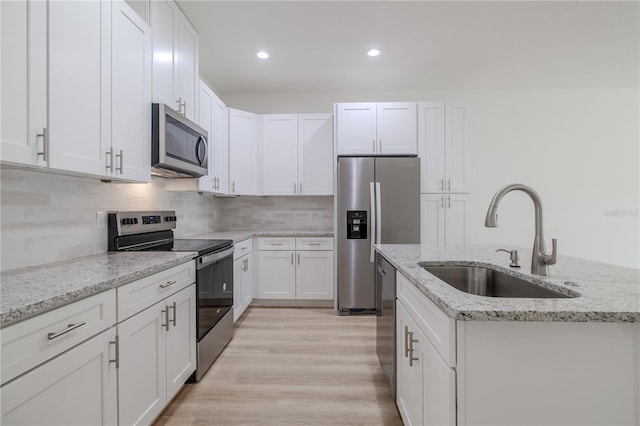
[[234, 238, 252, 260], [258, 237, 295, 251], [1, 289, 116, 385], [397, 272, 456, 367], [117, 261, 195, 322], [295, 237, 333, 250]]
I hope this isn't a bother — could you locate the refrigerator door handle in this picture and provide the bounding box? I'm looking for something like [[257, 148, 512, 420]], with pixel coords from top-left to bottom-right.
[[370, 181, 376, 262], [375, 182, 382, 245]]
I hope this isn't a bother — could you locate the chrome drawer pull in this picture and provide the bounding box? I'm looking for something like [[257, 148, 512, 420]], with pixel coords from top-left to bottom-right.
[[47, 322, 86, 340], [160, 280, 177, 289]]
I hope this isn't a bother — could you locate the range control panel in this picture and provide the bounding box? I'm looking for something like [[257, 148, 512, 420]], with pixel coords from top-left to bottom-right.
[[108, 211, 177, 236]]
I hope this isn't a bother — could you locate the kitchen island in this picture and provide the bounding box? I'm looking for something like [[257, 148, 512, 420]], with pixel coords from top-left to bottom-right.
[[375, 244, 640, 426]]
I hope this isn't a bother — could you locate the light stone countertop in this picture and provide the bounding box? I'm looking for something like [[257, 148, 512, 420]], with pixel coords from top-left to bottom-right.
[[0, 252, 196, 328], [375, 244, 640, 323]]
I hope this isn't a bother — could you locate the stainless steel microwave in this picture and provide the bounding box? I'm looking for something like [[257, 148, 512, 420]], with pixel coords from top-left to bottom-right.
[[151, 103, 208, 178]]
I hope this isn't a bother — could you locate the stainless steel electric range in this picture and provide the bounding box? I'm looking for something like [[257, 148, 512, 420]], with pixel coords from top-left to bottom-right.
[[108, 210, 234, 381]]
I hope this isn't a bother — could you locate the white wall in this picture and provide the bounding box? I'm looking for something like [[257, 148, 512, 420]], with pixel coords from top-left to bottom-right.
[[223, 88, 639, 268]]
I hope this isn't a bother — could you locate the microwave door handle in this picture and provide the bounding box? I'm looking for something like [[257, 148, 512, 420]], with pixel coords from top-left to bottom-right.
[[195, 136, 207, 166]]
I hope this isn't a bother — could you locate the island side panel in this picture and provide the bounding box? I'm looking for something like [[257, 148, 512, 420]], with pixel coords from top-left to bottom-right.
[[456, 320, 640, 426]]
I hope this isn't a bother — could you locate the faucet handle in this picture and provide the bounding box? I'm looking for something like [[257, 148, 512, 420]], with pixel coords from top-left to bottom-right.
[[543, 239, 557, 265], [496, 248, 520, 268]]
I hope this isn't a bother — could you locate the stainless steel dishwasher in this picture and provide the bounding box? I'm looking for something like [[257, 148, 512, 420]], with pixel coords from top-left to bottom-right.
[[376, 253, 396, 398]]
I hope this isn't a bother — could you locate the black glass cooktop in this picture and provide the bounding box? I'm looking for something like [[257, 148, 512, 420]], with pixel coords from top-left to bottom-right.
[[172, 239, 233, 256]]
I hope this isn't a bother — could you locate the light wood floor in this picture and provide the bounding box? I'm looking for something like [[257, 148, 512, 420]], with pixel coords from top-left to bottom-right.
[[154, 307, 403, 426]]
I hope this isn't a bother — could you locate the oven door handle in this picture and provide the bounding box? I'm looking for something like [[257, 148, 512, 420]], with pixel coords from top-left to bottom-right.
[[197, 246, 235, 269]]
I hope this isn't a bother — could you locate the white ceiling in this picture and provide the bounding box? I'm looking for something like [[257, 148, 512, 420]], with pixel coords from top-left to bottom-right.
[[176, 1, 639, 95]]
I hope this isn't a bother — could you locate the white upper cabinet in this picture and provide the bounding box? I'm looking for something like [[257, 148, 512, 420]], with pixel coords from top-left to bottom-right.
[[1, 0, 151, 182], [260, 113, 334, 196], [419, 102, 471, 193], [0, 0, 47, 167], [47, 0, 110, 176], [299, 114, 334, 195], [196, 82, 216, 193], [111, 0, 152, 182], [150, 0, 199, 121], [211, 93, 229, 194], [336, 102, 417, 155], [229, 108, 258, 195], [261, 114, 299, 195]]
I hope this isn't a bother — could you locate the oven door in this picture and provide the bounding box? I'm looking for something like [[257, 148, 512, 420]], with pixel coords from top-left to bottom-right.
[[196, 246, 234, 341]]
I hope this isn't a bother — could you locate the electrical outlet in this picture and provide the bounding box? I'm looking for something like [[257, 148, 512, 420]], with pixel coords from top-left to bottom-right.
[[96, 212, 107, 230]]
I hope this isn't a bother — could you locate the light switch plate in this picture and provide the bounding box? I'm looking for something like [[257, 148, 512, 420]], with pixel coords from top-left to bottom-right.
[[96, 212, 107, 229]]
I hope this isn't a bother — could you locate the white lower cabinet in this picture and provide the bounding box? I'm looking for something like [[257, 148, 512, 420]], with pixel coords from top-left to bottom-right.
[[118, 283, 196, 426], [257, 237, 333, 301], [1, 327, 117, 426], [396, 300, 455, 426], [233, 239, 253, 322]]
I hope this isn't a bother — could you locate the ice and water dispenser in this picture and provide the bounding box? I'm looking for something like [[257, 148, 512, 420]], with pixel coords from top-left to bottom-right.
[[346, 211, 367, 239]]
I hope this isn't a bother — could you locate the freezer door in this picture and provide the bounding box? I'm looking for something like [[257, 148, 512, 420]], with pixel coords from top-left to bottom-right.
[[337, 157, 376, 312], [375, 157, 421, 244]]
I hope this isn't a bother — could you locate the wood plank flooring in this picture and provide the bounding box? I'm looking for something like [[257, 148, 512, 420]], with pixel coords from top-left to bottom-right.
[[154, 307, 403, 426]]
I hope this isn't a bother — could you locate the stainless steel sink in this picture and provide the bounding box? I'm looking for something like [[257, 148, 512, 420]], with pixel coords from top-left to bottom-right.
[[422, 265, 572, 298]]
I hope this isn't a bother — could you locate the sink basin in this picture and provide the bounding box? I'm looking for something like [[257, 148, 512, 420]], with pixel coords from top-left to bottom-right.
[[422, 265, 571, 298]]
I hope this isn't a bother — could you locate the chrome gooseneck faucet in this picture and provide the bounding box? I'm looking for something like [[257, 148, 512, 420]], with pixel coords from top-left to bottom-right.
[[485, 184, 557, 276]]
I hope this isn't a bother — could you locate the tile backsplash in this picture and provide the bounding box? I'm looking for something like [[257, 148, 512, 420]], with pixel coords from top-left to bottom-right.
[[1, 168, 334, 271]]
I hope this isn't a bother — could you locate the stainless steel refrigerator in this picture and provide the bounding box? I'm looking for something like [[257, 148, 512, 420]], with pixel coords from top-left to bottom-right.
[[337, 156, 420, 314]]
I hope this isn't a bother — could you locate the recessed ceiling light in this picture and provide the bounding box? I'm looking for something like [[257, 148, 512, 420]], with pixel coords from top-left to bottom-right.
[[367, 48, 382, 57], [257, 51, 269, 59]]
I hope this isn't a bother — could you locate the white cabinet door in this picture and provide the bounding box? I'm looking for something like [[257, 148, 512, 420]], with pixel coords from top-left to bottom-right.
[[418, 102, 470, 194], [48, 0, 109, 176], [233, 257, 244, 322], [0, 0, 47, 167], [258, 251, 296, 299], [1, 328, 117, 426], [336, 103, 376, 155], [444, 194, 470, 245], [377, 103, 417, 155], [165, 285, 196, 402], [396, 302, 424, 426], [150, 0, 178, 109], [421, 194, 469, 247], [445, 103, 471, 193], [229, 108, 258, 195], [242, 255, 253, 310], [422, 330, 456, 426], [421, 194, 445, 247], [261, 114, 298, 195], [298, 114, 333, 195], [118, 302, 166, 426], [197, 81, 215, 193], [296, 251, 333, 300], [212, 93, 229, 194], [418, 102, 446, 193], [111, 0, 151, 182], [176, 17, 198, 122]]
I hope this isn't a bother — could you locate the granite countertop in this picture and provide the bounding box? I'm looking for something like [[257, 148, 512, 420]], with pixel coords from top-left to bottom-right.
[[375, 244, 640, 323], [193, 230, 334, 243], [0, 252, 196, 328]]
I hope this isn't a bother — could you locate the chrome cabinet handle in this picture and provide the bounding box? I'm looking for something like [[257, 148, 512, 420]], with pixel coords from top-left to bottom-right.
[[109, 335, 119, 369], [37, 128, 48, 161], [372, 139, 375, 152], [379, 140, 382, 152], [297, 253, 300, 265], [440, 178, 444, 191], [169, 301, 177, 327], [182, 100, 187, 117], [404, 326, 410, 358], [162, 307, 170, 331], [448, 196, 451, 208], [115, 150, 123, 174], [232, 181, 235, 193], [299, 182, 302, 194], [160, 280, 177, 289], [408, 331, 419, 367], [47, 322, 86, 340], [106, 147, 114, 173], [441, 196, 444, 208], [290, 253, 294, 264], [448, 179, 451, 191], [176, 97, 183, 115]]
